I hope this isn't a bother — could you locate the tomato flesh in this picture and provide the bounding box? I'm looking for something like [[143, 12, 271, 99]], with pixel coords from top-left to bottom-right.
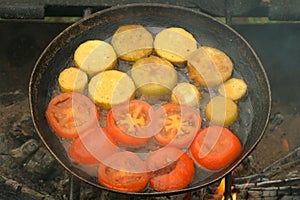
[[98, 151, 149, 192], [68, 128, 118, 165], [146, 147, 194, 192], [107, 100, 156, 146], [154, 104, 201, 147], [189, 126, 242, 171], [46, 92, 99, 138]]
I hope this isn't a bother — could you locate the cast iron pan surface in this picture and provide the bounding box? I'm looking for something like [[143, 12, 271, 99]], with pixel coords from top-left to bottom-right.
[[29, 3, 271, 195]]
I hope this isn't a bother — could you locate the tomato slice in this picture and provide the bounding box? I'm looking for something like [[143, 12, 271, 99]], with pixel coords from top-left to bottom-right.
[[153, 104, 201, 147], [189, 126, 242, 171], [98, 151, 149, 192], [107, 100, 156, 146], [68, 128, 118, 165], [46, 92, 100, 138], [145, 147, 194, 192]]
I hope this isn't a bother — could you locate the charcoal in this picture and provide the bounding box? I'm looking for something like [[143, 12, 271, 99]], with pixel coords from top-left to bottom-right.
[[10, 139, 39, 163], [0, 91, 25, 107], [12, 113, 36, 137], [25, 147, 57, 178]]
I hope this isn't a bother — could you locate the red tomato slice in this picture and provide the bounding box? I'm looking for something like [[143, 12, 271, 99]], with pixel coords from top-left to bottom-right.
[[46, 92, 99, 138], [145, 147, 194, 192], [98, 151, 149, 192], [153, 104, 201, 147], [107, 100, 156, 146], [189, 126, 242, 171], [68, 128, 118, 165]]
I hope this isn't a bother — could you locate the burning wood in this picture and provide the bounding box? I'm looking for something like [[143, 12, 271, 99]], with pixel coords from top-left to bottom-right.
[[206, 146, 300, 200], [237, 185, 300, 199], [235, 177, 300, 190], [210, 176, 300, 200], [231, 146, 300, 199]]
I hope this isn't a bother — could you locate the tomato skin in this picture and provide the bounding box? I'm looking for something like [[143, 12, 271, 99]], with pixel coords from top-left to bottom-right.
[[68, 128, 118, 165], [107, 100, 156, 146], [46, 92, 100, 138], [146, 147, 194, 192], [97, 151, 149, 192], [189, 126, 242, 171], [153, 104, 202, 148]]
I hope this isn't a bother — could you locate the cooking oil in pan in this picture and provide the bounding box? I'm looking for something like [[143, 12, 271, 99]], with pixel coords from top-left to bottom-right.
[[48, 25, 254, 192]]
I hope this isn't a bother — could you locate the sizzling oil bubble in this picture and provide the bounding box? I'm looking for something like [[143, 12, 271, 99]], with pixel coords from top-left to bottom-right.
[[50, 25, 254, 191]]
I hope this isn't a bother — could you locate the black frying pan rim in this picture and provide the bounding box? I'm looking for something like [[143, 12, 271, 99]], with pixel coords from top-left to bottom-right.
[[29, 3, 271, 196]]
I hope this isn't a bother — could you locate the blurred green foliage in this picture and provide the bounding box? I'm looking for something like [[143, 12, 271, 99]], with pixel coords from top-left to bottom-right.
[[44, 17, 81, 22], [216, 17, 300, 24]]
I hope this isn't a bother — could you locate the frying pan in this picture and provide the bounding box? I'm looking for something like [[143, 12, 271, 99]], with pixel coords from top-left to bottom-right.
[[29, 3, 271, 196]]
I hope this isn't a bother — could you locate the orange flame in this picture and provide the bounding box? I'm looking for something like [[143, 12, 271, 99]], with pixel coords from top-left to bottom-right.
[[216, 178, 237, 200], [216, 178, 225, 195], [232, 192, 237, 200]]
